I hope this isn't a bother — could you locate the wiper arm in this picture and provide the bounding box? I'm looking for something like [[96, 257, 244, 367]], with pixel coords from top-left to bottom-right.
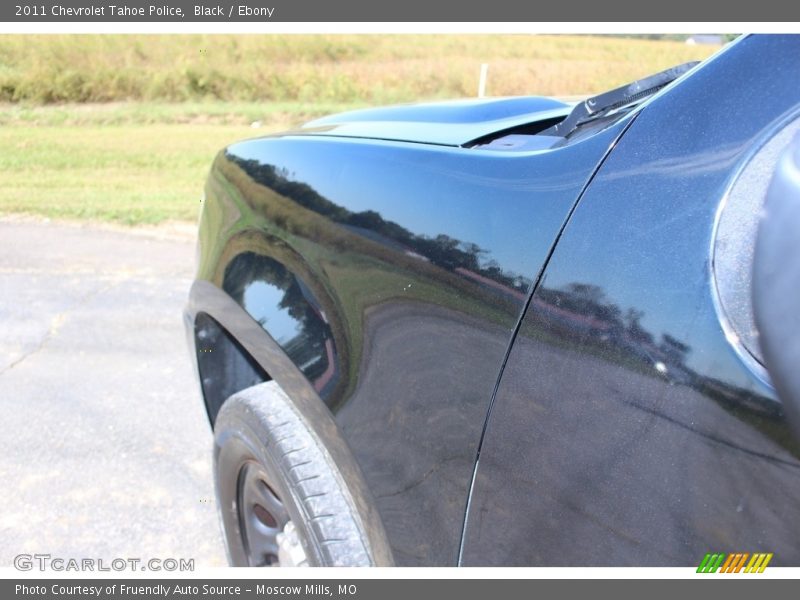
[[541, 61, 700, 139]]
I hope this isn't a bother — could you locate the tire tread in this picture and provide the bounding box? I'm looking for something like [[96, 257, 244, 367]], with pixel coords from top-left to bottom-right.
[[215, 381, 373, 567]]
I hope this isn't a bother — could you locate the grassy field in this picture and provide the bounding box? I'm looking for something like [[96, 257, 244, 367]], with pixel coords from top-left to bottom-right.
[[0, 35, 720, 103], [0, 123, 251, 223], [0, 35, 721, 225]]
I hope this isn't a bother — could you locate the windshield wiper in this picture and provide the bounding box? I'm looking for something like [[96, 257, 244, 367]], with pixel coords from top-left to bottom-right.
[[541, 61, 700, 139]]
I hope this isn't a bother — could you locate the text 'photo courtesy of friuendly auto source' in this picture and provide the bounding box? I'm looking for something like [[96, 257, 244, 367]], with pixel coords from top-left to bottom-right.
[[2, 32, 800, 572], [13, 583, 369, 600]]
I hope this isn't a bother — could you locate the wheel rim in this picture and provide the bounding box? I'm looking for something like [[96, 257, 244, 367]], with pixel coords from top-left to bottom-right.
[[236, 461, 307, 567]]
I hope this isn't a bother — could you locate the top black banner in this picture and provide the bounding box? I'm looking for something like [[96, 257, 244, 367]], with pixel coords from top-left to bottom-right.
[[2, 0, 799, 22]]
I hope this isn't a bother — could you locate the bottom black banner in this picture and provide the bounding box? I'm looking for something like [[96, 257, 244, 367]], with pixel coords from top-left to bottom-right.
[[3, 579, 798, 600]]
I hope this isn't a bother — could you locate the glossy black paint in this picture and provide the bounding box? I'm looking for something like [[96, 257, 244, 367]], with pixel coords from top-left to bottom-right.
[[192, 102, 629, 564], [186, 34, 800, 567], [461, 34, 800, 565], [298, 96, 570, 146]]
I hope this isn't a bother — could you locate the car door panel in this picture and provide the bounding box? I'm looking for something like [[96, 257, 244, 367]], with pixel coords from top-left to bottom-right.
[[461, 34, 800, 566]]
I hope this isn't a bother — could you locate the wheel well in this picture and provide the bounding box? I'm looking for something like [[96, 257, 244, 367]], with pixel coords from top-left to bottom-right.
[[194, 312, 270, 424]]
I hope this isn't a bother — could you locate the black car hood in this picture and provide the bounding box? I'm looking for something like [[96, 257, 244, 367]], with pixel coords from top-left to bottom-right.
[[295, 96, 571, 147]]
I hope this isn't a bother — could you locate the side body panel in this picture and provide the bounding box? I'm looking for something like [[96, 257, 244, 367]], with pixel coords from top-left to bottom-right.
[[461, 35, 800, 566], [194, 122, 627, 565]]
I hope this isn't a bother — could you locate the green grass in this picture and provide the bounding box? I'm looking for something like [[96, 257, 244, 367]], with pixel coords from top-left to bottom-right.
[[0, 35, 720, 103], [0, 101, 363, 127], [0, 101, 358, 224], [0, 35, 722, 225], [0, 123, 257, 224]]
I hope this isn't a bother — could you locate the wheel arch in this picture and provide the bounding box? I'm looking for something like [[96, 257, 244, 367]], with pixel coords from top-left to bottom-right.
[[184, 280, 395, 566]]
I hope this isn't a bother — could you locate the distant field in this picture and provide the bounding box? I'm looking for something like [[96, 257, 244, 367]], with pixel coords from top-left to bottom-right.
[[0, 124, 254, 224], [0, 35, 719, 103], [0, 35, 722, 225]]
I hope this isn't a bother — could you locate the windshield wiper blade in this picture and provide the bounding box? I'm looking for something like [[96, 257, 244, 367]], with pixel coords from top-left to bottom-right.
[[541, 61, 700, 139]]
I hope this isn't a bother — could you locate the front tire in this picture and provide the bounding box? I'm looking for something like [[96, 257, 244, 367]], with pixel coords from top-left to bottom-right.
[[213, 381, 375, 567]]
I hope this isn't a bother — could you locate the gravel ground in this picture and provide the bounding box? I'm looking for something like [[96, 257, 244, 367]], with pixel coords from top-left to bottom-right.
[[0, 217, 227, 571]]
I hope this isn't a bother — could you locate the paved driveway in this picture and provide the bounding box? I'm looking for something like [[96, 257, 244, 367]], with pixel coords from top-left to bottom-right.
[[0, 218, 226, 569]]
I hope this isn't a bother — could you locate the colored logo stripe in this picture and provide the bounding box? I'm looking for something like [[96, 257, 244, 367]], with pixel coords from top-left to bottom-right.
[[697, 553, 725, 573], [745, 553, 773, 573], [719, 553, 749, 573], [697, 553, 773, 573]]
